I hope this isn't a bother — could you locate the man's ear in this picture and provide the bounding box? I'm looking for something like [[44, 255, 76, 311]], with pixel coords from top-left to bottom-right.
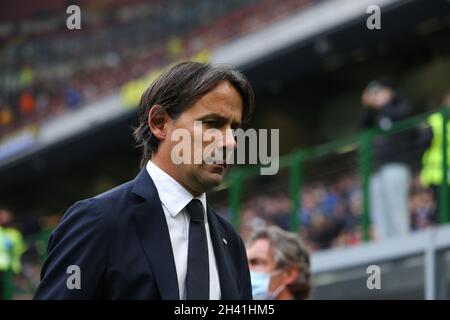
[[148, 105, 170, 141], [282, 267, 300, 286]]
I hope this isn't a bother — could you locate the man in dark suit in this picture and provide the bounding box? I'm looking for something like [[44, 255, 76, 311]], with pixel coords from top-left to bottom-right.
[[34, 61, 255, 299]]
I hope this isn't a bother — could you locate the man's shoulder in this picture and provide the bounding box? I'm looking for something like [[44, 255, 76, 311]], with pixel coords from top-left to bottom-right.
[[92, 180, 135, 201], [62, 180, 137, 222]]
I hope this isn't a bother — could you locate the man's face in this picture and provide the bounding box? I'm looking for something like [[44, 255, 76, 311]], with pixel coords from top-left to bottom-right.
[[373, 87, 394, 106], [247, 238, 276, 273], [247, 238, 284, 292], [0, 209, 12, 227], [164, 80, 243, 195], [362, 85, 394, 108]]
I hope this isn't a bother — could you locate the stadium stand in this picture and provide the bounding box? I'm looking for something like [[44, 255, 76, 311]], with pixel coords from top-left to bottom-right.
[[0, 0, 311, 138]]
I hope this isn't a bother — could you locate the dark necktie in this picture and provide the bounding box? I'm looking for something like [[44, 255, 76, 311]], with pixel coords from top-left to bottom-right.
[[185, 199, 210, 299]]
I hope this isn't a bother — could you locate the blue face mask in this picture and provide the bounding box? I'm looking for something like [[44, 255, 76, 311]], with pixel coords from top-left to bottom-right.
[[250, 270, 285, 300]]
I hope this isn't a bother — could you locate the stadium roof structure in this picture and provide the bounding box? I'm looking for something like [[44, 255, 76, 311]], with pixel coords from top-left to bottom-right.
[[212, 0, 401, 68]]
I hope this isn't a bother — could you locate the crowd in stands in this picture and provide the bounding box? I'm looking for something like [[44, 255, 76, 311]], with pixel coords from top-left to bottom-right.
[[0, 0, 313, 138], [237, 170, 439, 253], [238, 83, 450, 251]]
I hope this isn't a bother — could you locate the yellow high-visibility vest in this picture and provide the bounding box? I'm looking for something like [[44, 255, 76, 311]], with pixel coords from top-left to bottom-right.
[[0, 227, 8, 271], [0, 226, 25, 274], [420, 112, 450, 187]]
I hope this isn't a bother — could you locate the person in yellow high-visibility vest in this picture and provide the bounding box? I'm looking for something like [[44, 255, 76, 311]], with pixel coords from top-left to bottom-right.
[[420, 92, 450, 223], [0, 209, 25, 299]]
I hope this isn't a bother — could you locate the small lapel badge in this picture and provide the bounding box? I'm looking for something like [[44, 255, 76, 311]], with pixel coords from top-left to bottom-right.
[[222, 238, 227, 245]]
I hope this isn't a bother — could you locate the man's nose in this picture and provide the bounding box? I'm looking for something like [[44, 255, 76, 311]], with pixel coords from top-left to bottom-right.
[[221, 128, 237, 151], [213, 129, 236, 162]]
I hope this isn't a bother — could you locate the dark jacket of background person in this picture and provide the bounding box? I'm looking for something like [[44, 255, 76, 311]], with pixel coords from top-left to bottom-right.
[[361, 95, 413, 170], [34, 168, 252, 300]]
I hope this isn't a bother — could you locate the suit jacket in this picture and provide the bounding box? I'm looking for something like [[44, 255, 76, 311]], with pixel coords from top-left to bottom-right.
[[34, 168, 252, 300]]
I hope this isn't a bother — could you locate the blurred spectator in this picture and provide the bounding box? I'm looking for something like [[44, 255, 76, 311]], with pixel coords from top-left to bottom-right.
[[64, 83, 83, 109], [420, 91, 450, 223], [0, 105, 14, 129], [0, 209, 25, 299], [410, 188, 436, 231], [246, 225, 311, 300], [361, 80, 412, 240], [18, 90, 36, 120], [12, 213, 61, 300], [299, 176, 362, 250]]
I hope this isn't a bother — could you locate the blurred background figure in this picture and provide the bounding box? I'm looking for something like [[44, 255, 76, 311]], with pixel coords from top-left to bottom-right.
[[246, 226, 311, 300], [0, 209, 25, 299], [420, 90, 450, 221], [361, 80, 412, 240]]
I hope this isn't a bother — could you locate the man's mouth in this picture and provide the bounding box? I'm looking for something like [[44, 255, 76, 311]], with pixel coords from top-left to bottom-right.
[[210, 162, 228, 173]]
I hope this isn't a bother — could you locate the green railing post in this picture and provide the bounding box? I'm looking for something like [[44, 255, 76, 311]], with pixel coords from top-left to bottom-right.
[[360, 130, 373, 241], [440, 107, 449, 224], [230, 169, 242, 230], [289, 151, 303, 232], [2, 246, 14, 300], [3, 267, 14, 300]]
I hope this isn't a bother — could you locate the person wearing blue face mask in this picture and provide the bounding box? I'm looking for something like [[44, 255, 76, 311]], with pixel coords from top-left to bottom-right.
[[246, 226, 311, 300]]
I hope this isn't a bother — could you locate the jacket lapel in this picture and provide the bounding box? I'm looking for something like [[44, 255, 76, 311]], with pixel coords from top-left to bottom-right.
[[131, 168, 179, 300], [207, 207, 240, 299]]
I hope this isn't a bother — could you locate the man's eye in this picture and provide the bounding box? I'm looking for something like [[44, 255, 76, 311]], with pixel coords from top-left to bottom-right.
[[250, 258, 262, 266], [205, 121, 219, 127]]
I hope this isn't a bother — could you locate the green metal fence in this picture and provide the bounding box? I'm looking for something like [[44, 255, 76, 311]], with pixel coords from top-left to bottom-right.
[[223, 107, 450, 240], [1, 228, 51, 299]]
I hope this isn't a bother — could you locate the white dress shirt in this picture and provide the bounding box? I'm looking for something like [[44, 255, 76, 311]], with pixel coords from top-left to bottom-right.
[[146, 160, 221, 300]]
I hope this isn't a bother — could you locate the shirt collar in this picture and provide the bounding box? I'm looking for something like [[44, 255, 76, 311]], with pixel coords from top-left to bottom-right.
[[146, 160, 207, 218]]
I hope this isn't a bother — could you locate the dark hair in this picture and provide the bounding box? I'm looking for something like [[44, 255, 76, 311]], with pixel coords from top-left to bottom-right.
[[133, 61, 255, 168], [368, 78, 397, 92]]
